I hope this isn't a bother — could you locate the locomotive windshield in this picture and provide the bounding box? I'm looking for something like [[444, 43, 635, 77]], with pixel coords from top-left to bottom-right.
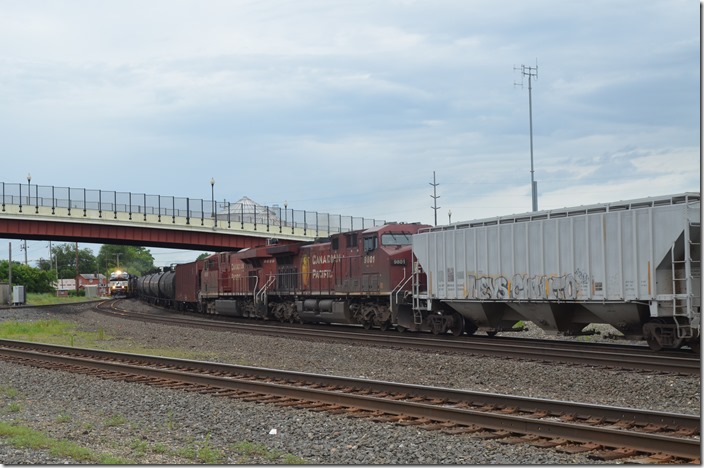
[[381, 232, 413, 246]]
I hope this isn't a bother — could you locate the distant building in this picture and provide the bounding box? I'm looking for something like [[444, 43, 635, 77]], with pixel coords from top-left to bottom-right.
[[55, 279, 76, 296], [77, 274, 108, 296]]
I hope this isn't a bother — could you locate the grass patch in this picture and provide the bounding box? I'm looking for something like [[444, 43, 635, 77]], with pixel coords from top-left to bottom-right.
[[5, 402, 21, 413], [0, 385, 20, 398], [104, 414, 127, 427], [55, 413, 72, 423], [0, 421, 129, 464], [178, 434, 225, 464], [26, 293, 98, 306], [0, 319, 103, 347], [0, 319, 215, 360]]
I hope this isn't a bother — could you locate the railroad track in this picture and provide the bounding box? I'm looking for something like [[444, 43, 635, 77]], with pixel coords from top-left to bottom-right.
[[96, 300, 700, 375], [0, 338, 698, 463]]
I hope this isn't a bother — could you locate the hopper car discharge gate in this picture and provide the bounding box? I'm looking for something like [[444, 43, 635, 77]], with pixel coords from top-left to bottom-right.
[[411, 193, 701, 351]]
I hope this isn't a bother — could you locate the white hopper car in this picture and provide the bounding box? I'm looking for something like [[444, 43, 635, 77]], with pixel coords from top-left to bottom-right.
[[412, 193, 701, 351]]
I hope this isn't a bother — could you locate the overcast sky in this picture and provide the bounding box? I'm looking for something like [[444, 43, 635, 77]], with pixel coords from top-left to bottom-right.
[[1, 0, 700, 267]]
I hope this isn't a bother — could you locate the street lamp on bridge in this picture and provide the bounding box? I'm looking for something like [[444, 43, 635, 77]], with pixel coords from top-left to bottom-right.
[[27, 173, 31, 205], [210, 177, 215, 221]]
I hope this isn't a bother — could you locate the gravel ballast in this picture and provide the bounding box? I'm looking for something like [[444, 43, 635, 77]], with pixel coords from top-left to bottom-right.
[[0, 301, 699, 464]]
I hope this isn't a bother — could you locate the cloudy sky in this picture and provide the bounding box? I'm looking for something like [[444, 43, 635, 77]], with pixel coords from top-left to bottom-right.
[[1, 0, 700, 267]]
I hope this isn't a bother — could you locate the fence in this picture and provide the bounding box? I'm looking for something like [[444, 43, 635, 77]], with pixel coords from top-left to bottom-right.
[[0, 182, 386, 237]]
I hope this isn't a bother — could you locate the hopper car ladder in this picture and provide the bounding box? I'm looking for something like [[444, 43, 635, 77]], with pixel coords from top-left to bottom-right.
[[410, 262, 426, 325], [670, 219, 701, 340]]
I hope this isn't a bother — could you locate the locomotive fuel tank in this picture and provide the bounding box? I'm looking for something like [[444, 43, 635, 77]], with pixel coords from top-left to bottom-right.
[[296, 299, 354, 324]]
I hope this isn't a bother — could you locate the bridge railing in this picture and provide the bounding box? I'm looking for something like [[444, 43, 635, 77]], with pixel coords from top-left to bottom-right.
[[0, 182, 386, 238]]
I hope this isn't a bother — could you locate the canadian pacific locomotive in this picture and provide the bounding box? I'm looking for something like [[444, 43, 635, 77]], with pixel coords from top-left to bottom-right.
[[135, 193, 701, 352], [137, 222, 466, 335]]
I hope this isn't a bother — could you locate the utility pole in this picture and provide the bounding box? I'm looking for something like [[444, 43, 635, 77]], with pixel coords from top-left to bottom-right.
[[514, 61, 539, 211], [429, 171, 441, 226], [21, 240, 27, 266], [75, 242, 79, 294], [8, 243, 12, 304]]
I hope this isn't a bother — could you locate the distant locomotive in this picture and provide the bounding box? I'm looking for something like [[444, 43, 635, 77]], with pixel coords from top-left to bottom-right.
[[109, 270, 136, 298], [135, 193, 701, 352]]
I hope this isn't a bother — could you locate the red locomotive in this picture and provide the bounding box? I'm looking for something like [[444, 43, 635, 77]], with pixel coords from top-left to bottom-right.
[[137, 222, 465, 335]]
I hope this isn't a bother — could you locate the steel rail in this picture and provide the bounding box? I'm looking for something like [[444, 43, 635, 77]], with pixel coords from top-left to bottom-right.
[[0, 340, 699, 459], [96, 301, 700, 375]]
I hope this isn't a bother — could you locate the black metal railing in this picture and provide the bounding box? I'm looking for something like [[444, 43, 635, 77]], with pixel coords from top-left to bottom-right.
[[1, 182, 385, 237]]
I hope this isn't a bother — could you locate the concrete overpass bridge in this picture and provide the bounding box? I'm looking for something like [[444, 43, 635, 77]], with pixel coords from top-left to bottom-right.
[[0, 182, 385, 251]]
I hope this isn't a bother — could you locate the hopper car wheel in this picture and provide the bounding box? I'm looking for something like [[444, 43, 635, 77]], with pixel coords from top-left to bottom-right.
[[646, 336, 663, 352], [689, 339, 701, 354], [486, 330, 498, 337], [363, 320, 373, 330], [396, 324, 407, 333], [380, 321, 391, 331], [464, 320, 478, 336], [449, 313, 464, 337]]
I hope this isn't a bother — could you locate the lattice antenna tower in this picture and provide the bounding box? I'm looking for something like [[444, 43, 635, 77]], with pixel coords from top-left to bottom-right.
[[429, 170, 440, 226], [514, 60, 539, 211]]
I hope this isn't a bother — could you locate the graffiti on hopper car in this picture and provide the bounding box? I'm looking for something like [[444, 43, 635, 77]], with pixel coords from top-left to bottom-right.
[[463, 272, 587, 300]]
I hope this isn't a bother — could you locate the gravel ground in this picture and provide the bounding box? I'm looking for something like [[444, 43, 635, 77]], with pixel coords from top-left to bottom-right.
[[0, 301, 699, 464]]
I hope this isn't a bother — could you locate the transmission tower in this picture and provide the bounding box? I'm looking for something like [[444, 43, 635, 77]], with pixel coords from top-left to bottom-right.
[[514, 61, 539, 211]]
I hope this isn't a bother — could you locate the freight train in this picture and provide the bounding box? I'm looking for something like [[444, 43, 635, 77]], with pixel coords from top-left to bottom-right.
[[108, 270, 136, 298], [134, 193, 701, 352]]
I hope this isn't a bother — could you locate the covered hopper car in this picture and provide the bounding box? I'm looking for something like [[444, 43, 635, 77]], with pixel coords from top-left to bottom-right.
[[412, 192, 701, 351]]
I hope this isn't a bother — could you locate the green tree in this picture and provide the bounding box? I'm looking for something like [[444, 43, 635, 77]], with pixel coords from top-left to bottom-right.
[[0, 261, 55, 293], [96, 245, 155, 277], [39, 244, 97, 280]]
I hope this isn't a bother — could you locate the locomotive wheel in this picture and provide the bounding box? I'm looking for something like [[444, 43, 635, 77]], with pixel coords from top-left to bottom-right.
[[380, 321, 391, 331], [486, 330, 498, 337], [396, 324, 406, 333], [363, 320, 373, 330]]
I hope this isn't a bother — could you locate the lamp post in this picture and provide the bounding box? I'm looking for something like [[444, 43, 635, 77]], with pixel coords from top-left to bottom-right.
[[448, 209, 452, 224], [284, 200, 288, 226], [25, 173, 31, 263], [210, 178, 215, 222]]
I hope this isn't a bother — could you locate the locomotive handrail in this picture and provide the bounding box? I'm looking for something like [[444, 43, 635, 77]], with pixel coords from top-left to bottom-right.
[[392, 268, 411, 309], [256, 275, 276, 304]]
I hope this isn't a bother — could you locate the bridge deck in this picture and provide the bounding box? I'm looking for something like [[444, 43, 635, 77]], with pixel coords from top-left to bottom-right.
[[0, 182, 385, 250]]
